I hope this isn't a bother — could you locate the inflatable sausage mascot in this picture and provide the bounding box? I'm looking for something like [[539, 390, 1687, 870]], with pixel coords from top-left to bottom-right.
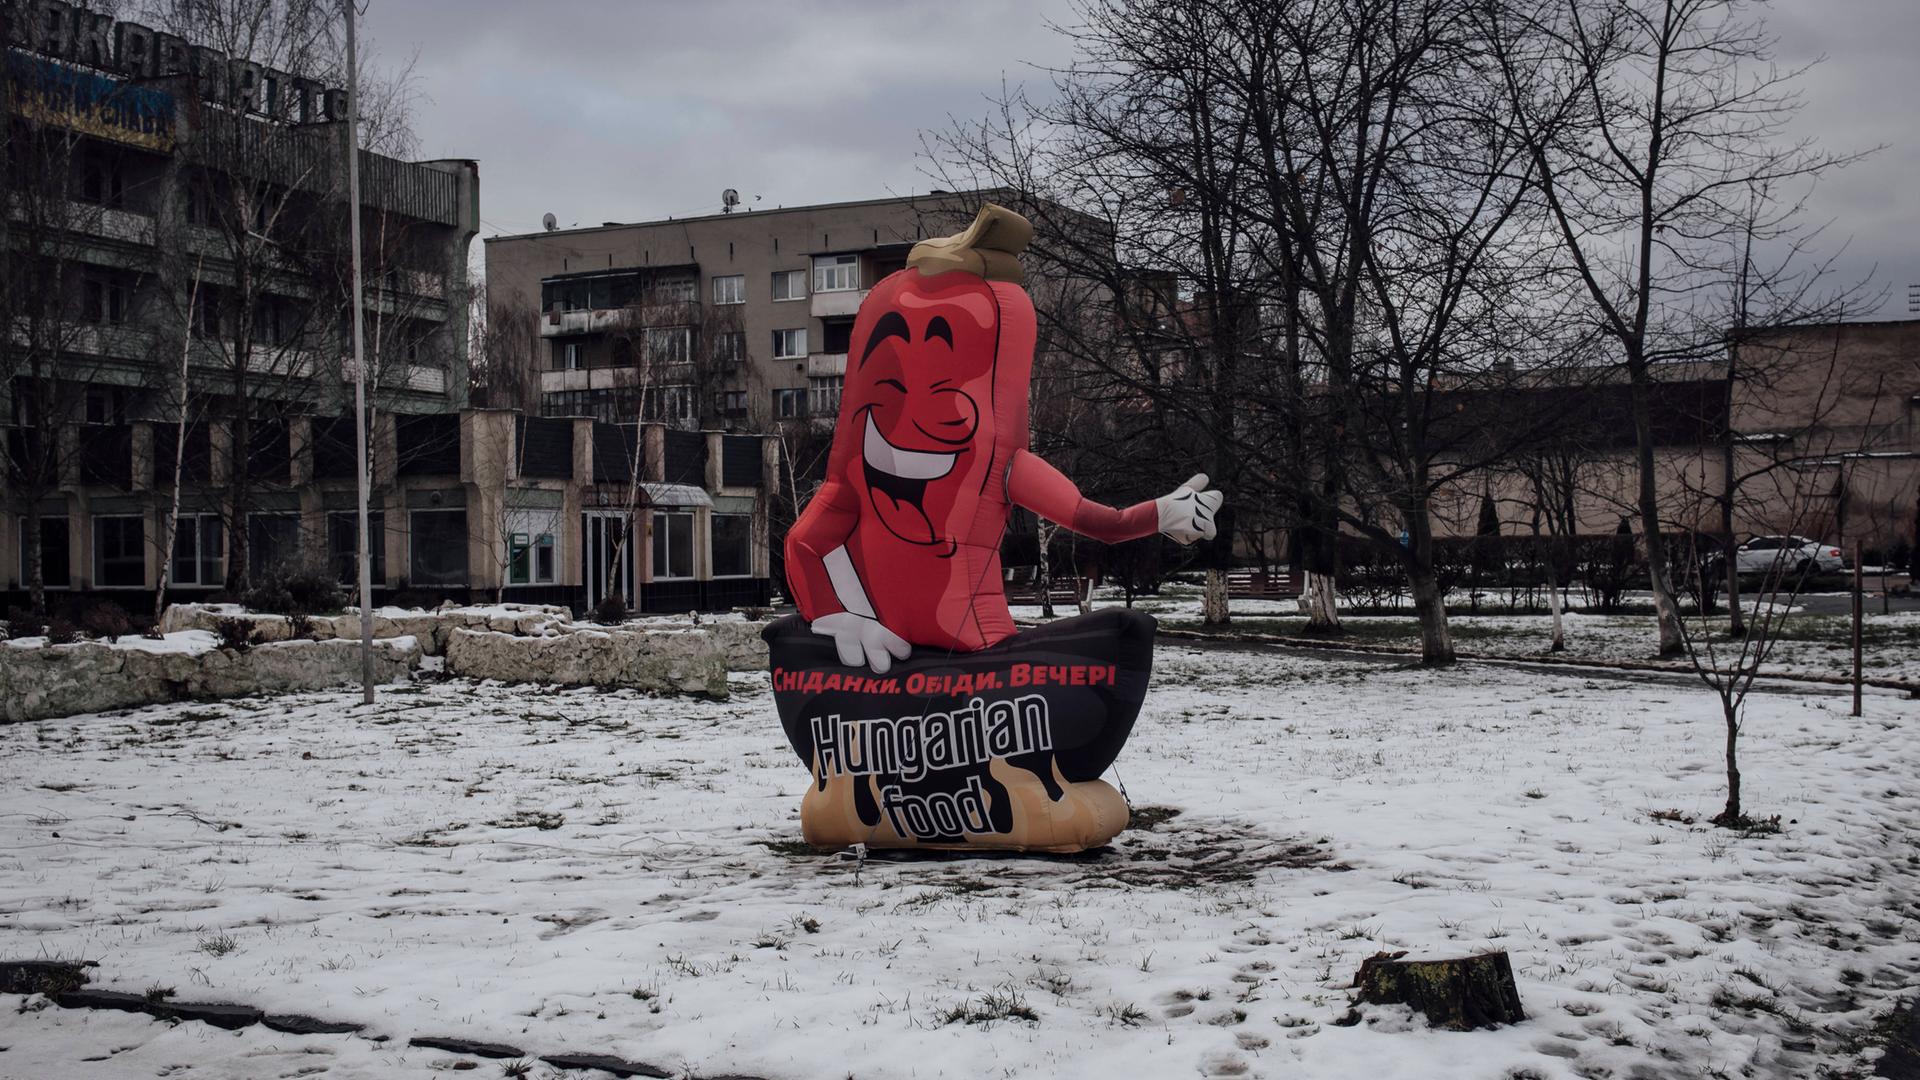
[[763, 204, 1223, 853]]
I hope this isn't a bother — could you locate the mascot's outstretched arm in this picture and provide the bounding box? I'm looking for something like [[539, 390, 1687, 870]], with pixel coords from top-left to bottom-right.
[[784, 476, 913, 673], [1007, 450, 1223, 546]]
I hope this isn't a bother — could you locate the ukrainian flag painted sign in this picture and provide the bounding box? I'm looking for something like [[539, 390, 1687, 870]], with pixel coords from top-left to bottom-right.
[[5, 52, 174, 151]]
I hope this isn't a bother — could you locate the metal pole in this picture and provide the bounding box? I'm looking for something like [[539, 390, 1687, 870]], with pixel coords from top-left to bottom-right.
[[1851, 541, 1863, 718], [345, 0, 375, 705]]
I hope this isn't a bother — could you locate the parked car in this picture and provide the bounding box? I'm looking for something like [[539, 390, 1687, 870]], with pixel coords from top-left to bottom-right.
[[1733, 535, 1846, 578]]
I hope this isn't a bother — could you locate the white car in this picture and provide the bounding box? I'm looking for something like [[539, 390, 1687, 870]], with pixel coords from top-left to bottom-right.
[[1733, 535, 1845, 578]]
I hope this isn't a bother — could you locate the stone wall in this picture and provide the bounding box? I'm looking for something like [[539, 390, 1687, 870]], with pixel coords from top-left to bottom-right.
[[442, 627, 729, 699], [158, 604, 570, 656], [0, 638, 421, 724]]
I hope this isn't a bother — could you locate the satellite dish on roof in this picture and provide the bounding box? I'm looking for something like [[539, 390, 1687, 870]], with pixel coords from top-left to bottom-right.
[[722, 189, 740, 213], [542, 212, 558, 232]]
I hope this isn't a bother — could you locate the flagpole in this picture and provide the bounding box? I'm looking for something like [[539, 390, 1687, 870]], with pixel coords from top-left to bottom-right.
[[345, 0, 375, 704]]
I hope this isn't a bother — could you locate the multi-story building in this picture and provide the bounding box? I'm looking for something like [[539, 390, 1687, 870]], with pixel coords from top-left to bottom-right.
[[0, 12, 786, 617], [482, 191, 1034, 433]]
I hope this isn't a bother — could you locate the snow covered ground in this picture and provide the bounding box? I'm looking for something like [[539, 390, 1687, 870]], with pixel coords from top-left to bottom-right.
[[2, 645, 1917, 1079], [1013, 585, 1920, 683]]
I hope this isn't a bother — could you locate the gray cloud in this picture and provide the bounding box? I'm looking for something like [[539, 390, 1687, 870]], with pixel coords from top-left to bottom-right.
[[366, 0, 1916, 317]]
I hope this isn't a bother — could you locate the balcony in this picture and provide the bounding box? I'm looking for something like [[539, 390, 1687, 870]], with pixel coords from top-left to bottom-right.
[[810, 288, 866, 319], [806, 352, 847, 378], [540, 308, 630, 338]]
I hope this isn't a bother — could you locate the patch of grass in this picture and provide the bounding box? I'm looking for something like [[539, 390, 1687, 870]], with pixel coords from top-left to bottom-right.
[[487, 810, 564, 831], [1128, 805, 1182, 831], [941, 986, 1039, 1027], [142, 985, 175, 1002], [196, 932, 238, 957], [754, 839, 819, 857], [1103, 1001, 1148, 1027]]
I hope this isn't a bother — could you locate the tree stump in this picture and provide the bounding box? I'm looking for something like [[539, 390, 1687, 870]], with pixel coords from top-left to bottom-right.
[[1345, 950, 1526, 1030]]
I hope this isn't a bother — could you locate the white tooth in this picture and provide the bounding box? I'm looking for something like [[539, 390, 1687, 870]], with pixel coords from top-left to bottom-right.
[[864, 414, 957, 481]]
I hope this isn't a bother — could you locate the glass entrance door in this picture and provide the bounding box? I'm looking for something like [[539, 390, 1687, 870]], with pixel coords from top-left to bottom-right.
[[582, 512, 634, 610]]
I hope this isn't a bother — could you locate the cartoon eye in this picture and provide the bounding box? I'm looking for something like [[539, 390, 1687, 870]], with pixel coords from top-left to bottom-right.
[[925, 316, 954, 349], [877, 378, 907, 393]]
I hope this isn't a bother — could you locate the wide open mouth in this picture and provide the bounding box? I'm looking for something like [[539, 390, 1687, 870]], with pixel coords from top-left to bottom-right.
[[863, 412, 961, 546]]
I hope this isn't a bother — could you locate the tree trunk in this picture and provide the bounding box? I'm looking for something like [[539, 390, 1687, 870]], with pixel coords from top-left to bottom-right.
[[1301, 570, 1341, 633], [1037, 519, 1055, 619], [23, 501, 44, 616], [1409, 568, 1454, 667], [1347, 951, 1525, 1031], [224, 278, 254, 595], [1713, 696, 1742, 825], [1405, 503, 1455, 666], [1547, 565, 1565, 652], [1202, 567, 1229, 627], [1627, 359, 1684, 655]]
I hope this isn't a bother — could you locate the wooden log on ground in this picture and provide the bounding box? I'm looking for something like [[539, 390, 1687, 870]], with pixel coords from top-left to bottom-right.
[[1345, 950, 1526, 1030]]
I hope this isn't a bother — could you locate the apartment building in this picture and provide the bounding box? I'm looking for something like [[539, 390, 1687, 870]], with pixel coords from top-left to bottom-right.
[[483, 191, 1030, 433]]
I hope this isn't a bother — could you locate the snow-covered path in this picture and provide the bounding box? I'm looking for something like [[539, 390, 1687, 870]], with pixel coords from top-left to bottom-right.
[[2, 645, 1917, 1078]]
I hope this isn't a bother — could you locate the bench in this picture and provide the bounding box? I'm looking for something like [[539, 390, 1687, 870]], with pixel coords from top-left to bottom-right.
[[1004, 575, 1093, 606], [1227, 568, 1303, 600]]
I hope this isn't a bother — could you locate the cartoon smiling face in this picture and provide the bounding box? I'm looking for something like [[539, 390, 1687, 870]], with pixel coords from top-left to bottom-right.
[[841, 269, 1028, 552]]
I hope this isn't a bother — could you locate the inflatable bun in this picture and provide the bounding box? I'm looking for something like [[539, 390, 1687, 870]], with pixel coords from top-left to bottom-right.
[[764, 609, 1154, 852]]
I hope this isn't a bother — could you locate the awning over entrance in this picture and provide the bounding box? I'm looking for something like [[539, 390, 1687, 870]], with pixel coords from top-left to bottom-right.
[[640, 482, 713, 509]]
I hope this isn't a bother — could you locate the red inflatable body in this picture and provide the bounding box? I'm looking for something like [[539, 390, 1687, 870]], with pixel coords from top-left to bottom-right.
[[770, 204, 1221, 852], [783, 236, 1159, 652]]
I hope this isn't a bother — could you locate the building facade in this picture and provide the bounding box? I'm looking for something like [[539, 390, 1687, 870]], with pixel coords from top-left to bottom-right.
[[483, 192, 1028, 433], [1, 12, 779, 611]]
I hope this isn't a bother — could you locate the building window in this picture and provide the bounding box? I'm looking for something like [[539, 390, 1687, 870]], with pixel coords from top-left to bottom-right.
[[409, 509, 468, 586], [82, 273, 132, 324], [192, 287, 223, 338], [93, 515, 145, 588], [646, 384, 694, 422], [712, 513, 752, 577], [248, 514, 301, 574], [652, 511, 694, 581], [552, 339, 583, 371], [773, 328, 806, 359], [714, 390, 747, 418], [654, 277, 698, 304], [646, 326, 692, 366], [714, 330, 747, 366], [327, 511, 385, 585], [84, 386, 126, 425], [17, 516, 70, 589], [505, 509, 558, 587], [813, 254, 859, 293], [771, 269, 806, 302], [713, 274, 745, 305], [808, 375, 843, 418], [169, 515, 225, 587], [821, 319, 853, 354], [772, 387, 807, 419]]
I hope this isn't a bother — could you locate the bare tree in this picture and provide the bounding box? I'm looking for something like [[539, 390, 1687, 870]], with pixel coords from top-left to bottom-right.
[[1482, 0, 1867, 656]]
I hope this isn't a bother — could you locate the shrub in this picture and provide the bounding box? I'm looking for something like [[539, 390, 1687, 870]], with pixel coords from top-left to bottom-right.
[[44, 616, 78, 645], [80, 601, 132, 643], [4, 606, 46, 641], [214, 616, 256, 652], [591, 593, 628, 626], [287, 612, 316, 639], [244, 561, 345, 616]]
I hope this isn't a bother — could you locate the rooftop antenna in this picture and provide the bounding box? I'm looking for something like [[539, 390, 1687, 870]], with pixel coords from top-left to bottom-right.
[[542, 212, 558, 232], [722, 189, 740, 214]]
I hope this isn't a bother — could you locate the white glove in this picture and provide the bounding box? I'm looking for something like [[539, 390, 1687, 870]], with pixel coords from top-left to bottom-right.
[[810, 612, 913, 674], [1157, 473, 1223, 545]]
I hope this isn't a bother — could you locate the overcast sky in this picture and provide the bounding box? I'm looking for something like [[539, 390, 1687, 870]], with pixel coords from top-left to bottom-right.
[[363, 0, 1918, 318]]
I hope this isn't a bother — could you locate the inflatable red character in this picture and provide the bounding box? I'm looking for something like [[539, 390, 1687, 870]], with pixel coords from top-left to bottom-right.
[[764, 204, 1223, 852]]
